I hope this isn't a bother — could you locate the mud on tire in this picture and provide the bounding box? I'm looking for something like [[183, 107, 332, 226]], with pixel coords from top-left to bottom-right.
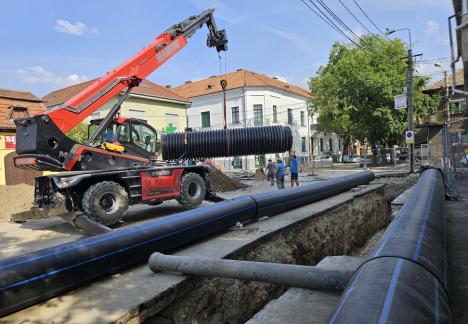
[[82, 181, 129, 226], [177, 173, 206, 208]]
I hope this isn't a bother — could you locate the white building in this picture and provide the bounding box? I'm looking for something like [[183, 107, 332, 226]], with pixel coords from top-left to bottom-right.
[[173, 69, 340, 170]]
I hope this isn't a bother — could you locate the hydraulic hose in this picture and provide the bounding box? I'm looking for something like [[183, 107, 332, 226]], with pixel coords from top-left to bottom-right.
[[160, 125, 293, 160], [0, 172, 374, 317]]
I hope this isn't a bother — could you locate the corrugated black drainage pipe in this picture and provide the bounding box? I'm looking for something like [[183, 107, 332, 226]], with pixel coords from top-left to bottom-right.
[[160, 125, 292, 160], [327, 168, 450, 323]]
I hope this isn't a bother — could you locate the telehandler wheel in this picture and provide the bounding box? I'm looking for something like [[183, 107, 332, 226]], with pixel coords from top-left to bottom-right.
[[82, 181, 129, 226], [177, 173, 206, 208]]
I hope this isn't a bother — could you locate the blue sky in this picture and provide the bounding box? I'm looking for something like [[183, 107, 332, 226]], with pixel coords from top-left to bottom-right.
[[0, 0, 454, 96]]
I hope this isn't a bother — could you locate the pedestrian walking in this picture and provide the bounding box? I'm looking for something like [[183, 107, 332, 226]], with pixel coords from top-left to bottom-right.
[[275, 159, 285, 189], [265, 159, 276, 186], [290, 155, 299, 187]]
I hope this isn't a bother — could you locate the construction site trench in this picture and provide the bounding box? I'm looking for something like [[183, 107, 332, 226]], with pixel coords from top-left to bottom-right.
[[142, 177, 414, 324], [0, 175, 416, 324]]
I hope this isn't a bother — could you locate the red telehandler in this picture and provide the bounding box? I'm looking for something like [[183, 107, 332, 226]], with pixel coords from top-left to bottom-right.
[[13, 10, 291, 227]]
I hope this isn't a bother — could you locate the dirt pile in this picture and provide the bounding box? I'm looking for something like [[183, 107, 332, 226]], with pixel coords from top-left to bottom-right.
[[0, 184, 34, 222], [206, 167, 249, 192]]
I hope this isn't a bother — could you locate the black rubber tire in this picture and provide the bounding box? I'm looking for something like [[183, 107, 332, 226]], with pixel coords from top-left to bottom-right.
[[82, 181, 129, 226], [177, 173, 206, 208]]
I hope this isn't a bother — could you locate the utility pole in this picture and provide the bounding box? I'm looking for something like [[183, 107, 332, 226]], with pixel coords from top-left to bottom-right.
[[407, 48, 414, 173]]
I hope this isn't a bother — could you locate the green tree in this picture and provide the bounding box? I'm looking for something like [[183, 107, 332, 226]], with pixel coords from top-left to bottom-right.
[[310, 35, 439, 149], [67, 122, 89, 144]]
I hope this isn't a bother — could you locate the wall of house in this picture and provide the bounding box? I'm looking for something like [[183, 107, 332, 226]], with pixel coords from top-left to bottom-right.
[[91, 96, 189, 134], [0, 131, 16, 185], [186, 87, 322, 170]]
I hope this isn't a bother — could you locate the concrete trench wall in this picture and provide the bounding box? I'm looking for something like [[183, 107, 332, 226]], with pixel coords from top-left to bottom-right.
[[126, 182, 409, 324]]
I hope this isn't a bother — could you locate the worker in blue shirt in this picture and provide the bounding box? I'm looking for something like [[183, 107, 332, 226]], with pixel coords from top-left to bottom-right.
[[275, 159, 285, 189], [290, 154, 299, 187]]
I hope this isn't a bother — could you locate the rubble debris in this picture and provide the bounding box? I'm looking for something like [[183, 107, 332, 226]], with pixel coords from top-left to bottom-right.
[[206, 167, 250, 192]]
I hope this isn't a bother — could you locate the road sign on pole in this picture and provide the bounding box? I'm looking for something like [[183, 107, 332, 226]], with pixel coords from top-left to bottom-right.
[[394, 94, 407, 109], [405, 130, 414, 144]]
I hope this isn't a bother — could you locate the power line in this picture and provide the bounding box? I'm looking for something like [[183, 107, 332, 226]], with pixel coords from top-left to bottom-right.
[[351, 0, 390, 40], [337, 0, 373, 35], [300, 0, 365, 51], [315, 0, 366, 45]]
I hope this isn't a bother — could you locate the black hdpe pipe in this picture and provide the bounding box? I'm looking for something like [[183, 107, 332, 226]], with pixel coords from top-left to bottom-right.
[[148, 253, 354, 291], [327, 168, 450, 324], [0, 171, 374, 317], [160, 125, 293, 160]]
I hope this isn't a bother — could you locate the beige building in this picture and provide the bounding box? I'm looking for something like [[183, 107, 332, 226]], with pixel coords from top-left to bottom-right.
[[43, 79, 191, 134]]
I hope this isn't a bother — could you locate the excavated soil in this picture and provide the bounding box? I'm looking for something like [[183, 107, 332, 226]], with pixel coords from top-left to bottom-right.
[[141, 177, 415, 324], [206, 167, 249, 192], [0, 184, 34, 222]]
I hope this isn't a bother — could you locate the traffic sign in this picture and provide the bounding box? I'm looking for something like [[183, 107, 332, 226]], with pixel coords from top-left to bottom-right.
[[220, 79, 228, 90], [394, 94, 407, 110], [405, 130, 414, 144]]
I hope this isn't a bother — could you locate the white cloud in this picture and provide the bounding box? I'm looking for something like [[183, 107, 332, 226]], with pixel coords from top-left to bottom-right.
[[426, 20, 439, 35], [274, 75, 288, 83], [54, 19, 98, 36], [263, 27, 315, 53], [189, 0, 247, 24], [16, 66, 88, 87]]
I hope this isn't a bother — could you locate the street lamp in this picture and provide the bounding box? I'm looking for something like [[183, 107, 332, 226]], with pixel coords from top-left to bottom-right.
[[385, 28, 412, 49], [385, 27, 415, 173]]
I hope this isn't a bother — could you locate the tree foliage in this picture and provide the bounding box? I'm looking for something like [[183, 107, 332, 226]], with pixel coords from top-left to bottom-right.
[[309, 35, 439, 147], [67, 122, 89, 144]]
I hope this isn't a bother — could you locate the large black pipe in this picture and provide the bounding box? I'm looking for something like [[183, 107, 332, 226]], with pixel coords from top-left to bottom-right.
[[160, 125, 293, 160], [327, 168, 450, 323], [0, 172, 374, 317]]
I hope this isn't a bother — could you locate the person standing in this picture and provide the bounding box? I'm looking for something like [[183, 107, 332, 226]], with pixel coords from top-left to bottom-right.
[[275, 159, 285, 189], [290, 155, 299, 187], [265, 159, 276, 186]]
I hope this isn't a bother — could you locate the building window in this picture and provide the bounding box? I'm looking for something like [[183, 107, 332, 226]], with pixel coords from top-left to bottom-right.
[[273, 105, 278, 123], [129, 109, 145, 119], [300, 111, 306, 127], [231, 106, 240, 124], [232, 156, 242, 169], [288, 108, 293, 125], [253, 104, 263, 126], [329, 138, 333, 152], [201, 111, 211, 128], [7, 106, 29, 120], [301, 137, 307, 152], [320, 138, 324, 152], [449, 99, 466, 115]]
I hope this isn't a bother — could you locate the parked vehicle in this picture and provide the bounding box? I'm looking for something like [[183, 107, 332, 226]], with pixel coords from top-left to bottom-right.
[[314, 155, 333, 162], [342, 154, 360, 163]]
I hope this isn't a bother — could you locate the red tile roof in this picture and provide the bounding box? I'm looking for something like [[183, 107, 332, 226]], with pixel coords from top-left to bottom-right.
[[172, 69, 310, 98], [0, 88, 46, 130], [424, 69, 464, 91], [0, 88, 42, 102], [42, 79, 190, 108]]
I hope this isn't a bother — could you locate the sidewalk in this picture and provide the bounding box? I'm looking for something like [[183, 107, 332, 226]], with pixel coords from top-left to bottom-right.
[[446, 170, 468, 323]]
